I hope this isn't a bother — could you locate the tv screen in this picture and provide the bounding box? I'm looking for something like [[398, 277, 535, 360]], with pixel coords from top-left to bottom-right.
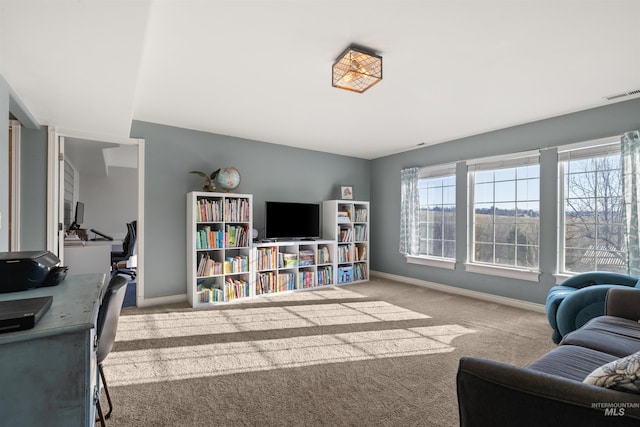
[[265, 201, 320, 240]]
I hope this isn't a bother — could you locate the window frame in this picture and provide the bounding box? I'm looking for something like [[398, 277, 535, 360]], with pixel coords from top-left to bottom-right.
[[558, 137, 625, 275], [405, 164, 457, 269], [465, 150, 541, 280]]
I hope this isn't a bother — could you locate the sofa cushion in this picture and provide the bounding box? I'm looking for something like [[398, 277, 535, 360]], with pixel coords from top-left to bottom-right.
[[526, 345, 618, 382], [560, 316, 640, 357], [584, 351, 640, 394]]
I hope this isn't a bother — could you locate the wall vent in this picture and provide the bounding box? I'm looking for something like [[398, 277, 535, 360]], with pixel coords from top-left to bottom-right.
[[604, 89, 640, 101]]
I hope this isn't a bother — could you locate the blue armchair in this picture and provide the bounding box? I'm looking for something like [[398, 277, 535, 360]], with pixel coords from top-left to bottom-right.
[[546, 271, 639, 343]]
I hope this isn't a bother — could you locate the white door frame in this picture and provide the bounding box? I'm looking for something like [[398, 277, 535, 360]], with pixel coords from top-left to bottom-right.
[[47, 128, 145, 306], [9, 120, 21, 250]]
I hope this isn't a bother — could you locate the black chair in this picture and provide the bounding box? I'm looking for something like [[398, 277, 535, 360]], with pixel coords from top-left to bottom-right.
[[96, 275, 128, 426], [111, 221, 137, 278]]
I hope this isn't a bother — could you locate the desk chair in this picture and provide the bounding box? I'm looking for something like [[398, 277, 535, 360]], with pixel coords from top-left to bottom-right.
[[96, 275, 128, 426], [111, 221, 137, 279]]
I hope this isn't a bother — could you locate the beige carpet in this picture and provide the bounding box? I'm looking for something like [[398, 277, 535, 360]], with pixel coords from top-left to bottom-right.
[[103, 277, 556, 426]]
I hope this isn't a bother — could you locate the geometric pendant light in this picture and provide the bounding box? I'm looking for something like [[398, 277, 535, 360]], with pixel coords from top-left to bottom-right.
[[332, 46, 382, 93]]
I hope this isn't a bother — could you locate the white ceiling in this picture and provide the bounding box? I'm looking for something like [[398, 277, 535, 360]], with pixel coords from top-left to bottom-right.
[[1, 0, 639, 160]]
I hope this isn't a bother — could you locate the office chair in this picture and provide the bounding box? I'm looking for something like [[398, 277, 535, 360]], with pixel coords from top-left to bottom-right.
[[96, 275, 128, 426], [111, 221, 137, 279]]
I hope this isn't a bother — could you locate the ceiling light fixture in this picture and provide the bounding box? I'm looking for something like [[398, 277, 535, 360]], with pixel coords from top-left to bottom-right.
[[332, 46, 382, 93]]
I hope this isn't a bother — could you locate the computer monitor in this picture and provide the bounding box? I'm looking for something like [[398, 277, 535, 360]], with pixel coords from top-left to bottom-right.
[[69, 201, 84, 230]]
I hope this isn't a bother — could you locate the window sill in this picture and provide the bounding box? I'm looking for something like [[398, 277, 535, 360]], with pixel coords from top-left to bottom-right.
[[405, 255, 456, 270], [464, 263, 540, 282]]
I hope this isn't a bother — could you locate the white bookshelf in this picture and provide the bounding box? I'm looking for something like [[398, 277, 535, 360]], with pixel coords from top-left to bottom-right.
[[322, 200, 369, 284], [187, 191, 253, 307], [253, 240, 337, 295]]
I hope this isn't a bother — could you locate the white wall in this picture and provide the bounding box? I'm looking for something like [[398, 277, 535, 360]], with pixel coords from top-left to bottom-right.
[[79, 166, 138, 239]]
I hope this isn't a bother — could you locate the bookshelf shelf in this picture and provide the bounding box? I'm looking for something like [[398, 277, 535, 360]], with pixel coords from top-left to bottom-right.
[[187, 191, 253, 307], [323, 200, 370, 285]]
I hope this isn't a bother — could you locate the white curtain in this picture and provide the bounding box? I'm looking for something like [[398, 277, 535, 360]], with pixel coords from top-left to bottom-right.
[[400, 167, 419, 255], [621, 130, 640, 277]]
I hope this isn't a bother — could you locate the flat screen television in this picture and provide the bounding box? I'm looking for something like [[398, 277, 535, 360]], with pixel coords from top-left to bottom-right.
[[265, 201, 320, 240]]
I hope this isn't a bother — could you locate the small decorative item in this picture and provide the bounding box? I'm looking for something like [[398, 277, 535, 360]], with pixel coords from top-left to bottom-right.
[[341, 185, 354, 200], [215, 167, 241, 192], [190, 169, 220, 192]]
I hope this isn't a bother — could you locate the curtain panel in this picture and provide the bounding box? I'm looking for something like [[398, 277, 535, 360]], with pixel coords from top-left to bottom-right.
[[400, 167, 419, 255], [621, 130, 640, 277]]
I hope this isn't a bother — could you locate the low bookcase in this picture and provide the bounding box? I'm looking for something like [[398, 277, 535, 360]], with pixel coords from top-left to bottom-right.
[[253, 240, 337, 296]]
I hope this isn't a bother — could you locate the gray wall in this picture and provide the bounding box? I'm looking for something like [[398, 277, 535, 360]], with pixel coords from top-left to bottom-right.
[[370, 98, 640, 304], [19, 126, 48, 250], [130, 121, 370, 299]]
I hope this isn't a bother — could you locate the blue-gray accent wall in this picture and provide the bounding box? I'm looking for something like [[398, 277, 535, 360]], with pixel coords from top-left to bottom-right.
[[130, 121, 370, 299], [370, 98, 640, 304], [19, 126, 48, 250]]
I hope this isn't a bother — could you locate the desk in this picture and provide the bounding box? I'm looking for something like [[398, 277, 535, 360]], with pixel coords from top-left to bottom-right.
[[64, 241, 113, 276], [0, 274, 105, 427]]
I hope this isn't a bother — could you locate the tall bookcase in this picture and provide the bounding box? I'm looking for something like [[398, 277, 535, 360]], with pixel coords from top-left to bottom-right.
[[253, 240, 337, 296], [187, 191, 253, 307], [322, 200, 369, 284]]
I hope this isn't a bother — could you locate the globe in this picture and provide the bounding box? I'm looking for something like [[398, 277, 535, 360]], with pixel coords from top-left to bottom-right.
[[215, 167, 241, 191]]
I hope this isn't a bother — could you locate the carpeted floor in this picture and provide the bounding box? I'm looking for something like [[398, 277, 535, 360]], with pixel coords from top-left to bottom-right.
[[103, 277, 556, 426]]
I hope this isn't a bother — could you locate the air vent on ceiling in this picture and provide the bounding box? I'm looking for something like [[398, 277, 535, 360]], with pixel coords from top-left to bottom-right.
[[604, 89, 640, 101]]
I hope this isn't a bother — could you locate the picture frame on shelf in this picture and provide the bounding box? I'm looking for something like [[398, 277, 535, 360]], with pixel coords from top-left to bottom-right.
[[340, 185, 353, 200]]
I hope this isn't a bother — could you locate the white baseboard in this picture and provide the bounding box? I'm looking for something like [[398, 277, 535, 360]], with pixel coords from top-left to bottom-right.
[[370, 270, 546, 314], [137, 293, 187, 308]]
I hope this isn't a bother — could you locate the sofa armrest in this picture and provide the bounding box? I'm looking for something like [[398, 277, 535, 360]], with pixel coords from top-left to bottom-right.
[[560, 271, 638, 290], [606, 287, 640, 320], [457, 357, 640, 426]]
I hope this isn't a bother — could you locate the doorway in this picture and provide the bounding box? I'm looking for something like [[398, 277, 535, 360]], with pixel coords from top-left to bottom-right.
[[47, 130, 145, 307]]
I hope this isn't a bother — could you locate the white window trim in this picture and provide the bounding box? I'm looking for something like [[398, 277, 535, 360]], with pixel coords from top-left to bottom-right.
[[406, 254, 456, 270], [416, 164, 457, 262], [467, 151, 541, 273], [558, 137, 623, 275], [464, 262, 541, 282]]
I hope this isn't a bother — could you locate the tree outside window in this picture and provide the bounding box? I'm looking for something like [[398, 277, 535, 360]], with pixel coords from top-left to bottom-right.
[[563, 153, 626, 273]]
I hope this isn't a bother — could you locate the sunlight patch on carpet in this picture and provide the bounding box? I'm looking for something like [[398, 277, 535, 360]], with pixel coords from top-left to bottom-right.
[[105, 324, 476, 387], [115, 301, 431, 342]]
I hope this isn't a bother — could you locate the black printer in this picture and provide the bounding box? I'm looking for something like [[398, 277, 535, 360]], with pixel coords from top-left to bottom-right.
[[0, 251, 68, 293]]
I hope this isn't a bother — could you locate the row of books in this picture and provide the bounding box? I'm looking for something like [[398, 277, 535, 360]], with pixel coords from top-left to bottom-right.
[[197, 253, 249, 277], [196, 199, 223, 222], [317, 265, 333, 286], [255, 271, 296, 294], [338, 245, 352, 263], [223, 198, 250, 223], [354, 208, 368, 222], [256, 246, 332, 270], [255, 247, 278, 270], [195, 197, 250, 223], [196, 225, 250, 249], [339, 227, 353, 243], [225, 278, 250, 300], [353, 263, 368, 281], [354, 225, 368, 241], [197, 284, 224, 303]]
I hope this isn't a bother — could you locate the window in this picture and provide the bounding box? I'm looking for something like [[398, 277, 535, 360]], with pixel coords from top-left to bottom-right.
[[417, 167, 456, 259], [560, 141, 625, 273], [469, 154, 540, 270]]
